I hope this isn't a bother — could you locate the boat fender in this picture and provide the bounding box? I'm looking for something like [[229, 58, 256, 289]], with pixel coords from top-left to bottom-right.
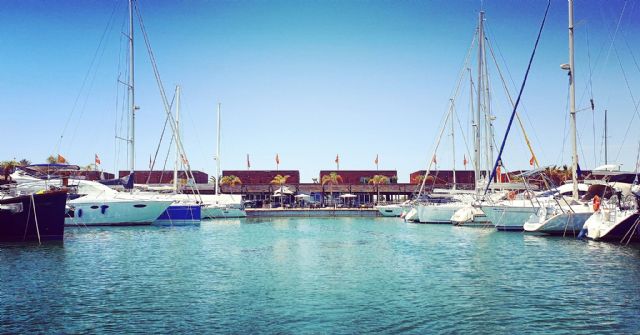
[[78, 208, 83, 218], [100, 205, 109, 214], [577, 227, 588, 239], [593, 195, 601, 212]]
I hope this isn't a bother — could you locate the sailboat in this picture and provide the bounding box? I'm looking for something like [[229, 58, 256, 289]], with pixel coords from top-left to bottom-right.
[[151, 86, 202, 225], [583, 196, 640, 243], [523, 0, 597, 235], [582, 150, 640, 242], [33, 0, 180, 226], [200, 103, 246, 219], [413, 10, 494, 224]]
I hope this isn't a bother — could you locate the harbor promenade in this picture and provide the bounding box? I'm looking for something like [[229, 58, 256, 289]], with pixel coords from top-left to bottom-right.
[[246, 207, 380, 218]]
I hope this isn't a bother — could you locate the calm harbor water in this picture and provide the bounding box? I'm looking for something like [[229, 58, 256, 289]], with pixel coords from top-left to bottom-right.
[[1, 217, 639, 334]]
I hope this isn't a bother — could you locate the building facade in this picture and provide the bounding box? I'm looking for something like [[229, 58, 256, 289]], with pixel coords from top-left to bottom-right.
[[119, 170, 209, 184]]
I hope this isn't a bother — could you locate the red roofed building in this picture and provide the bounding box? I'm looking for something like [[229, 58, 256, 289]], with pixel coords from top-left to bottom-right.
[[409, 170, 476, 190], [119, 170, 209, 184], [319, 170, 398, 184], [222, 170, 300, 184]]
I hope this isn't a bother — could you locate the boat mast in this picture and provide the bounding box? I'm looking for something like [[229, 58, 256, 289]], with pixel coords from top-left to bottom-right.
[[174, 86, 180, 193], [604, 109, 608, 165], [451, 99, 457, 190], [568, 0, 579, 199], [483, 51, 494, 181], [215, 102, 221, 195], [128, 0, 135, 174], [468, 67, 475, 189], [474, 11, 484, 190]]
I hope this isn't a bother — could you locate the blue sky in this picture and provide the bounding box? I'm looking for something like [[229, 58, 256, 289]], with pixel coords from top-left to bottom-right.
[[1, 0, 639, 182]]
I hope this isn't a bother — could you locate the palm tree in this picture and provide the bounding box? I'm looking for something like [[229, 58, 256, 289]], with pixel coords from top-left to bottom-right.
[[369, 174, 390, 204], [220, 175, 242, 194], [46, 155, 56, 164], [270, 174, 290, 207], [321, 172, 343, 206], [544, 166, 570, 186], [1, 160, 18, 179], [412, 174, 425, 184], [18, 159, 30, 166]]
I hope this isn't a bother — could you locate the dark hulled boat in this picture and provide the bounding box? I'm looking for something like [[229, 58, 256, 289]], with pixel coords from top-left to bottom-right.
[[0, 190, 67, 242], [597, 212, 640, 243]]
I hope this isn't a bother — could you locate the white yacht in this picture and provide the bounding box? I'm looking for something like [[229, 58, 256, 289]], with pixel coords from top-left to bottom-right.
[[481, 183, 588, 231], [200, 194, 246, 218], [582, 185, 639, 242], [200, 103, 247, 219], [375, 201, 411, 217], [14, 178, 172, 226], [522, 198, 593, 236], [414, 191, 476, 223], [583, 203, 639, 243]]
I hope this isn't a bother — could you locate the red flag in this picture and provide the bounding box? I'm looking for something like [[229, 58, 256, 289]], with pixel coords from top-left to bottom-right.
[[275, 153, 280, 165], [57, 154, 67, 164], [247, 154, 251, 169], [496, 165, 502, 183], [432, 155, 437, 164], [529, 155, 535, 166], [95, 154, 101, 165], [463, 155, 468, 167], [374, 154, 379, 165], [335, 154, 340, 164]]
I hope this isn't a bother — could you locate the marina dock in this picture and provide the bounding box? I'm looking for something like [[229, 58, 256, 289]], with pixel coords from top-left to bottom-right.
[[246, 208, 380, 218]]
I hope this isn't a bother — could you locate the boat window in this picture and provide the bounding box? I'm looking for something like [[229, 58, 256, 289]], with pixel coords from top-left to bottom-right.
[[90, 205, 99, 209], [133, 204, 147, 208]]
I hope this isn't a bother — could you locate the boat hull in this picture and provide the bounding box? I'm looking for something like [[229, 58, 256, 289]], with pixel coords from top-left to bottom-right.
[[481, 205, 537, 231], [201, 206, 247, 219], [416, 204, 462, 224], [375, 205, 404, 217], [0, 191, 67, 242], [585, 210, 640, 242], [524, 212, 592, 236], [65, 199, 172, 226], [451, 205, 492, 227], [154, 204, 201, 226]]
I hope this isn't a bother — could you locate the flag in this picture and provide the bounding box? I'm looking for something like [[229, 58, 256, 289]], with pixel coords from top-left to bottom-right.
[[374, 154, 379, 165], [529, 155, 535, 166], [95, 154, 101, 165], [275, 153, 280, 165], [180, 154, 189, 165], [432, 155, 437, 164], [247, 154, 251, 169], [57, 154, 67, 164], [463, 155, 468, 167], [335, 154, 340, 164], [496, 161, 502, 183]]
